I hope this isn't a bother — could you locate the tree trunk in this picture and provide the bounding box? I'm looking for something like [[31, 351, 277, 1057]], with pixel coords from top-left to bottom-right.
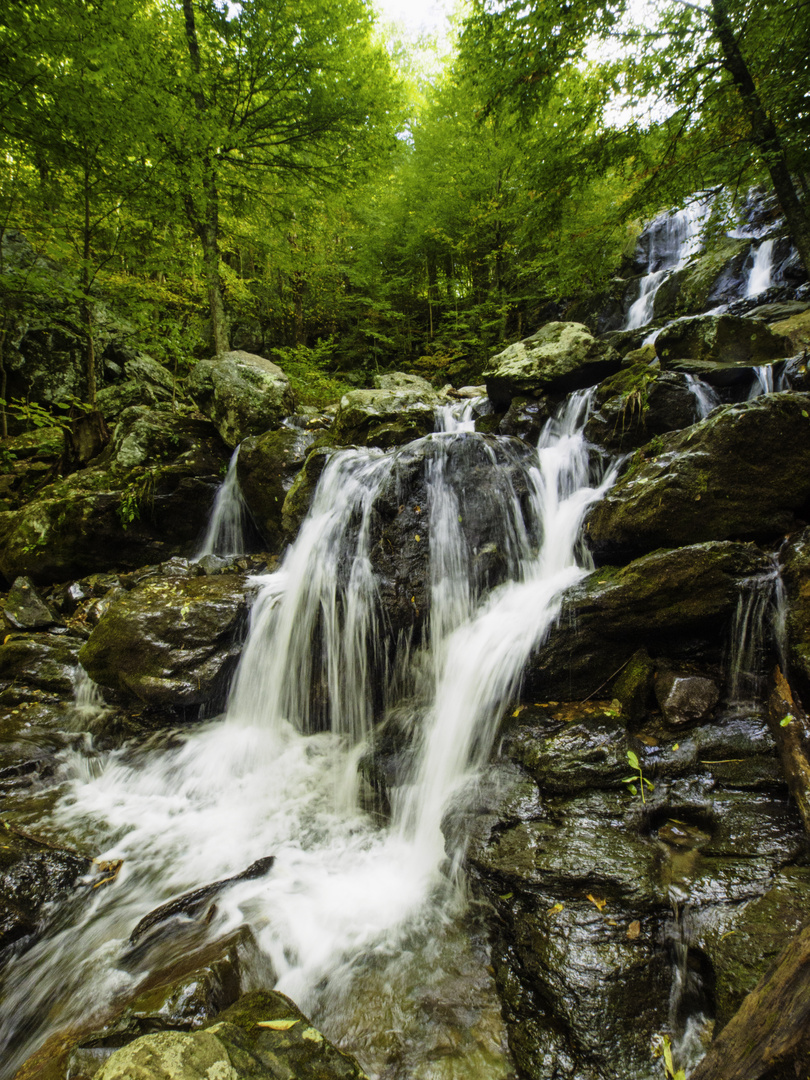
[[766, 666, 810, 836], [82, 163, 97, 408], [710, 0, 810, 277]]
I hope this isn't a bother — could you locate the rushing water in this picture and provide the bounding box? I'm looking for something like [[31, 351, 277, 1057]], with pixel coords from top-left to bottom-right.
[[0, 392, 617, 1078], [625, 204, 708, 330], [745, 238, 775, 298]]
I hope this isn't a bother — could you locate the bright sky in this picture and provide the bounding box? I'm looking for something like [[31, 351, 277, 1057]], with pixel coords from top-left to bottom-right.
[[374, 0, 461, 39]]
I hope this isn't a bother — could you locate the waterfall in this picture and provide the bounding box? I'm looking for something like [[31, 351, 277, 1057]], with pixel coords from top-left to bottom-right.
[[685, 374, 720, 419], [624, 203, 708, 330], [194, 447, 249, 560], [727, 559, 782, 705], [434, 395, 490, 433], [0, 392, 617, 1079], [748, 365, 775, 399], [745, 238, 775, 298]]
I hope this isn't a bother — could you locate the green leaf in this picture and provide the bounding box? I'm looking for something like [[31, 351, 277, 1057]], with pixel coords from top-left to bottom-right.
[[626, 750, 640, 770]]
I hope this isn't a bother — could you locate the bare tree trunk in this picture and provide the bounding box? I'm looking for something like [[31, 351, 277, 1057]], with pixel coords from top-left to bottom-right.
[[83, 164, 97, 407]]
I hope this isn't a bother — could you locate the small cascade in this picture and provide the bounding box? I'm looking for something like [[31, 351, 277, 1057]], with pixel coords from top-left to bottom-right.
[[434, 395, 489, 433], [665, 903, 714, 1074], [624, 203, 709, 330], [685, 374, 720, 419], [727, 560, 782, 706], [0, 389, 619, 1078], [194, 447, 249, 560], [745, 238, 775, 298], [748, 365, 775, 399]]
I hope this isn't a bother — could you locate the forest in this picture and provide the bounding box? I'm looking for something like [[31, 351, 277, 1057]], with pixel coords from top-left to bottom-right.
[[2, 0, 808, 409]]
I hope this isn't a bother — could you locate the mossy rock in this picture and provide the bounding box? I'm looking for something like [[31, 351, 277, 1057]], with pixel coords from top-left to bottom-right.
[[237, 427, 316, 550], [331, 387, 437, 448], [586, 393, 810, 562], [652, 237, 749, 319]]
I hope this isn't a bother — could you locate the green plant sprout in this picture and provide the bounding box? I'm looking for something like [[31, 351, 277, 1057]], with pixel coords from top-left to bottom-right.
[[623, 749, 654, 804]]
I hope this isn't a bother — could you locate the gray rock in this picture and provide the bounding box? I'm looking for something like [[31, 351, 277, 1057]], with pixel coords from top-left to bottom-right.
[[483, 322, 622, 408], [655, 314, 790, 368], [95, 1030, 236, 1080], [187, 352, 296, 448], [372, 371, 433, 392], [3, 576, 58, 630], [237, 426, 317, 549], [654, 671, 719, 725], [332, 386, 438, 447]]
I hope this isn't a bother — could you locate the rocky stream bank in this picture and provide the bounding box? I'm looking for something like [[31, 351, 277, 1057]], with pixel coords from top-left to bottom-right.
[[1, 211, 810, 1080]]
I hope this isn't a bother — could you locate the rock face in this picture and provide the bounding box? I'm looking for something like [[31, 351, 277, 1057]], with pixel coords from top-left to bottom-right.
[[780, 528, 810, 692], [237, 426, 318, 549], [94, 990, 368, 1080], [586, 393, 810, 562], [584, 364, 702, 451], [0, 410, 229, 584], [655, 314, 790, 368], [483, 322, 622, 408], [186, 351, 296, 448], [332, 386, 439, 448], [79, 574, 252, 709], [525, 542, 767, 699]]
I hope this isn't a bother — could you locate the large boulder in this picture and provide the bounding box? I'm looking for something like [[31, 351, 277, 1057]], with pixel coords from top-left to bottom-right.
[[652, 236, 750, 319], [525, 541, 768, 699], [0, 411, 230, 584], [586, 393, 810, 563], [237, 426, 318, 549], [483, 322, 621, 408], [186, 351, 296, 448], [331, 386, 439, 448], [655, 314, 791, 370], [78, 574, 252, 709], [585, 364, 702, 451]]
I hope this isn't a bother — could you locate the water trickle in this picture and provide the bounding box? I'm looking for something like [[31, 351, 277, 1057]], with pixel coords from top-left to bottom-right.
[[727, 559, 783, 706], [0, 391, 617, 1079], [748, 365, 775, 399], [434, 396, 489, 433], [194, 447, 249, 560]]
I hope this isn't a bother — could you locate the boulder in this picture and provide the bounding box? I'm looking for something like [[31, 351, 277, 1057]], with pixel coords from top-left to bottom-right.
[[0, 412, 230, 584], [0, 633, 82, 700], [186, 352, 295, 448], [3, 576, 59, 630], [79, 574, 252, 709], [654, 670, 720, 725], [331, 386, 438, 447], [237, 426, 318, 550], [372, 371, 433, 392], [483, 322, 622, 408], [525, 542, 768, 699], [585, 364, 701, 451], [652, 237, 750, 319], [586, 393, 810, 562], [281, 447, 337, 538], [655, 314, 791, 368], [771, 308, 810, 355], [93, 990, 368, 1080]]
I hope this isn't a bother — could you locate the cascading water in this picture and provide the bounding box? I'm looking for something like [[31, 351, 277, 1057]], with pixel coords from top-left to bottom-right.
[[194, 446, 249, 560], [685, 374, 721, 419], [727, 558, 784, 706], [0, 392, 617, 1079], [745, 238, 775, 298], [624, 203, 709, 330], [748, 365, 775, 399]]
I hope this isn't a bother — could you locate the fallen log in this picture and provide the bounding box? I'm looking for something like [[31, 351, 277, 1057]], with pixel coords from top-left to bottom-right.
[[766, 666, 810, 835], [689, 919, 810, 1080]]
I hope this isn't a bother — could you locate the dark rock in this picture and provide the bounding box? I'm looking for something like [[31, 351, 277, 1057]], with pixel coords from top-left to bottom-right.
[[652, 238, 750, 319], [526, 542, 768, 699], [186, 351, 296, 448], [585, 364, 702, 451], [280, 446, 338, 538], [780, 528, 810, 691], [331, 386, 438, 448], [0, 633, 81, 699], [78, 574, 253, 709], [654, 670, 720, 726], [484, 322, 622, 408], [498, 396, 552, 443], [237, 426, 317, 549], [586, 393, 810, 562], [3, 576, 59, 630], [612, 647, 655, 725], [655, 314, 790, 368]]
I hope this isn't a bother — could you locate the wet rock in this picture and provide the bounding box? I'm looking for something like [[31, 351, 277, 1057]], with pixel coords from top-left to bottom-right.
[[498, 395, 552, 443], [372, 371, 433, 392], [78, 574, 252, 709], [483, 321, 621, 408], [331, 386, 438, 448], [652, 238, 750, 319], [0, 633, 81, 699], [0, 412, 230, 584], [0, 828, 90, 956], [654, 670, 719, 726], [586, 393, 810, 562], [281, 447, 337, 538], [770, 307, 810, 355], [612, 648, 655, 725], [526, 542, 767, 700], [586, 364, 701, 451], [3, 576, 59, 630], [781, 529, 810, 691], [93, 1030, 236, 1080], [237, 426, 317, 549], [655, 314, 790, 368], [186, 351, 296, 448]]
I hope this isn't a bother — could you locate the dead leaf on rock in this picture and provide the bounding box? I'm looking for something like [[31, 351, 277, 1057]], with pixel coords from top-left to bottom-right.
[[258, 1019, 299, 1030], [586, 893, 607, 912], [627, 920, 641, 940]]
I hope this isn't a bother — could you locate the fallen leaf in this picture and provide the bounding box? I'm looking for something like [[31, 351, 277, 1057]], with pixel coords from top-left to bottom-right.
[[627, 920, 641, 940], [636, 734, 658, 746], [512, 705, 526, 717], [414, 534, 421, 542], [499, 892, 513, 900], [258, 1019, 299, 1030], [586, 893, 607, 912], [549, 903, 564, 914]]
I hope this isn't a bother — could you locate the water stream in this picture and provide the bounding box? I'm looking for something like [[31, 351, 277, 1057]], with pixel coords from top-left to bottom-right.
[[194, 447, 249, 560], [624, 203, 708, 330], [0, 392, 617, 1078]]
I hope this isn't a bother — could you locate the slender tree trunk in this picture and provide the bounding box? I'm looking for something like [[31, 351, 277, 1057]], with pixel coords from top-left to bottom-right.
[[83, 163, 97, 407], [182, 0, 229, 355], [710, 0, 810, 276]]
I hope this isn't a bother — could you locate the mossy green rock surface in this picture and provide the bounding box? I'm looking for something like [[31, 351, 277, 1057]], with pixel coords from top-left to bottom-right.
[[586, 393, 810, 562], [237, 427, 316, 550], [186, 352, 296, 449], [79, 575, 250, 707], [655, 313, 790, 367], [332, 387, 437, 448], [483, 321, 621, 408]]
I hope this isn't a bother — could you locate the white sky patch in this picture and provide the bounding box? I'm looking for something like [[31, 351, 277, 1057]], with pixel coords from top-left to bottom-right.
[[374, 0, 459, 37]]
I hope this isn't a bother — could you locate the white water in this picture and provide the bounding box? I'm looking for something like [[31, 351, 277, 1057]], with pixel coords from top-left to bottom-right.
[[194, 447, 249, 560], [748, 364, 775, 399], [0, 393, 617, 1078], [625, 203, 708, 330], [434, 395, 489, 433], [745, 238, 775, 298], [685, 374, 721, 419]]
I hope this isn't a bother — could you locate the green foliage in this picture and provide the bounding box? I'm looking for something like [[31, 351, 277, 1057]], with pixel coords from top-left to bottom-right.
[[117, 469, 156, 530], [623, 749, 654, 804], [271, 340, 355, 409]]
